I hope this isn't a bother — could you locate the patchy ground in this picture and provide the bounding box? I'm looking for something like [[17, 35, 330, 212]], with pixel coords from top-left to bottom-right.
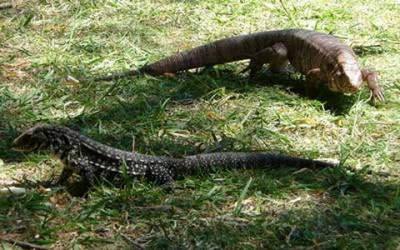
[[0, 0, 399, 249]]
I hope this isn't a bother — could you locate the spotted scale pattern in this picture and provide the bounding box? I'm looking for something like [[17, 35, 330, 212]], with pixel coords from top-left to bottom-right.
[[12, 125, 337, 188]]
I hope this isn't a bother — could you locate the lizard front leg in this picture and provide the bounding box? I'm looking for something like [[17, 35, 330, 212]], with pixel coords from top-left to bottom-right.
[[41, 167, 74, 187], [147, 166, 176, 191], [79, 168, 97, 187], [361, 69, 384, 102], [55, 168, 73, 185], [158, 177, 176, 191], [305, 68, 322, 98]]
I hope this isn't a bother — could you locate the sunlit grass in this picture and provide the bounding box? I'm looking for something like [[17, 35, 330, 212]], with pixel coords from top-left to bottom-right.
[[0, 0, 399, 248]]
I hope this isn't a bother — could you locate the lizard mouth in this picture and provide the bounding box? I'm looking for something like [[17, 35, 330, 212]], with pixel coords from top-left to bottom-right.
[[11, 135, 39, 152], [11, 141, 38, 152], [12, 126, 52, 152]]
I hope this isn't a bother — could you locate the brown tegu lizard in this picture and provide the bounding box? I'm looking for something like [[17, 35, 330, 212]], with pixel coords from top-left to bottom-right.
[[12, 125, 337, 188], [95, 29, 384, 101]]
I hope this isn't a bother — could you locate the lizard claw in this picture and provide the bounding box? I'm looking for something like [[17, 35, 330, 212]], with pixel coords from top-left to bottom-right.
[[240, 65, 251, 74], [40, 178, 61, 187], [371, 86, 385, 102], [362, 69, 384, 102]]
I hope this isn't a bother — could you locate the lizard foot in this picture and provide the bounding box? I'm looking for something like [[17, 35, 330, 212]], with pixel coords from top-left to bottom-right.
[[362, 69, 384, 102], [159, 181, 177, 193], [40, 178, 62, 187]]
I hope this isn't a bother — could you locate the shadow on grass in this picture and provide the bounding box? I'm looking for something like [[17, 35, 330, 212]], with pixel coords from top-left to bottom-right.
[[68, 67, 358, 130], [250, 70, 359, 115], [63, 64, 358, 114], [1, 66, 395, 248], [2, 109, 398, 248], [0, 67, 364, 164], [0, 163, 398, 249], [120, 167, 400, 249]]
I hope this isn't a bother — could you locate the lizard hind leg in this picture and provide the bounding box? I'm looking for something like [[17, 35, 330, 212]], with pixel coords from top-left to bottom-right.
[[268, 42, 289, 73], [243, 42, 289, 77]]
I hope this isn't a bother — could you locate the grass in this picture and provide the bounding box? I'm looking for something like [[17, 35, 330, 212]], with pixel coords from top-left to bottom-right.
[[0, 0, 399, 249]]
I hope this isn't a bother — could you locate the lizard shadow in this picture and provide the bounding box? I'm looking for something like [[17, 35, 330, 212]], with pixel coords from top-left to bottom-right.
[[151, 167, 399, 248], [3, 97, 399, 247], [248, 70, 359, 115], [179, 67, 359, 115], [0, 65, 365, 164], [0, 64, 374, 193], [2, 166, 398, 248], [170, 67, 359, 115]]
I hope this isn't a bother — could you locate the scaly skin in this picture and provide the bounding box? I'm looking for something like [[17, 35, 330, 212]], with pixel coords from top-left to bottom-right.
[[95, 29, 384, 101], [12, 125, 337, 188]]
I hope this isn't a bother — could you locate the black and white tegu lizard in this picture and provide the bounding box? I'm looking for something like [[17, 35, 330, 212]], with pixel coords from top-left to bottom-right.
[[95, 29, 384, 101], [12, 125, 337, 188]]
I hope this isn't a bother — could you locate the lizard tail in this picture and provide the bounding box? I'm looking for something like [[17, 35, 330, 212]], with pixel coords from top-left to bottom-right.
[[94, 69, 141, 81], [93, 31, 281, 82], [182, 152, 337, 173]]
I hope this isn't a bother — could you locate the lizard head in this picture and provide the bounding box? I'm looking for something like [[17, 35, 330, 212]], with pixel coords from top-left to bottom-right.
[[328, 53, 363, 93], [12, 125, 50, 152]]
